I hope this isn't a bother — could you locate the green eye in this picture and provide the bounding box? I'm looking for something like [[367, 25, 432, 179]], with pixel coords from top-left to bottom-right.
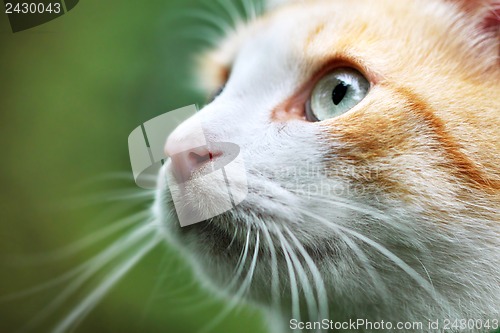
[[306, 68, 369, 121]]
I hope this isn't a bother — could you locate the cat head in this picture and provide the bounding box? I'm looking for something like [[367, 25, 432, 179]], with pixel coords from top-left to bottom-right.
[[157, 0, 499, 326]]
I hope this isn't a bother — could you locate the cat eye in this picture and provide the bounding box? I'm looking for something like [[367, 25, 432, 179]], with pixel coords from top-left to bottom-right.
[[306, 68, 369, 121], [208, 84, 226, 103]]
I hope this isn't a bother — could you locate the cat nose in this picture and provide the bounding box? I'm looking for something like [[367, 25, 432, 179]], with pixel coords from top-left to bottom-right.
[[168, 145, 216, 183], [164, 119, 217, 183]]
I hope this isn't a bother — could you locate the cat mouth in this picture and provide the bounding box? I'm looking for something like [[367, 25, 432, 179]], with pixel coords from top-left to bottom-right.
[[163, 188, 343, 268], [177, 216, 250, 256], [161, 166, 335, 261]]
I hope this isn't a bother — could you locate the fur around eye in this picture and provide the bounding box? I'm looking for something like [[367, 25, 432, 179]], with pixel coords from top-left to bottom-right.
[[306, 68, 369, 121], [208, 84, 226, 103]]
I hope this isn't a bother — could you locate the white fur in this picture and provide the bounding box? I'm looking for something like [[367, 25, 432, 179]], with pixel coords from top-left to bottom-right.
[[155, 1, 500, 332]]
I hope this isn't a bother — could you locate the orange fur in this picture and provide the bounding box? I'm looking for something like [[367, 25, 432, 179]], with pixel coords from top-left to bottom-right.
[[219, 0, 500, 207], [166, 0, 500, 330]]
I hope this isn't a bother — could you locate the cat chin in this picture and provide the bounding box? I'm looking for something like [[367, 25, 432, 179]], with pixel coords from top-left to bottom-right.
[[154, 167, 500, 332], [157, 198, 500, 332]]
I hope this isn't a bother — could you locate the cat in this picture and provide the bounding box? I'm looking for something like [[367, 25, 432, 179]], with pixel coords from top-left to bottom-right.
[[155, 0, 500, 332]]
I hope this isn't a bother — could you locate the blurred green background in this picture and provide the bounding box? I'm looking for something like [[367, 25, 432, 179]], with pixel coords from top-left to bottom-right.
[[0, 1, 266, 332]]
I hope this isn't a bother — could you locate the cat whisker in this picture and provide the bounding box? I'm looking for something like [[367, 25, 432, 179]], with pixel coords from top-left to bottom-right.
[[152, 276, 198, 301], [225, 222, 240, 251], [52, 233, 161, 333], [414, 255, 435, 292], [277, 228, 302, 327], [177, 9, 234, 38], [258, 219, 281, 311], [224, 224, 251, 291], [283, 227, 329, 324], [1, 260, 87, 304], [280, 231, 319, 329], [282, 205, 391, 304], [214, 0, 245, 28], [147, 252, 214, 310], [240, 0, 257, 21], [199, 228, 260, 333], [65, 171, 139, 197], [19, 222, 158, 332], [199, 0, 241, 32], [292, 192, 418, 240], [297, 208, 447, 307], [95, 189, 156, 202], [62, 189, 154, 210], [2, 210, 149, 267], [263, 189, 394, 302], [162, 292, 217, 312], [287, 189, 396, 225], [192, 222, 251, 333], [168, 26, 222, 48], [140, 249, 181, 322], [73, 171, 139, 186], [253, 0, 265, 17], [241, 230, 260, 298]]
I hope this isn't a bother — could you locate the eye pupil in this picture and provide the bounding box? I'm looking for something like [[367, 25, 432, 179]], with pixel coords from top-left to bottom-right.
[[331, 82, 349, 105], [308, 68, 369, 121]]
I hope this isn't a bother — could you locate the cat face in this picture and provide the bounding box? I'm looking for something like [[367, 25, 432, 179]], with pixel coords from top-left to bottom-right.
[[157, 0, 499, 327]]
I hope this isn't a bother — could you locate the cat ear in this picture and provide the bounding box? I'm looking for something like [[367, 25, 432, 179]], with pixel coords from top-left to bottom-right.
[[450, 0, 499, 34], [448, 0, 499, 65]]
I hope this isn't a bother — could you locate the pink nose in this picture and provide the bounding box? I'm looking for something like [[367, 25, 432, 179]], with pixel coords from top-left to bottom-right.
[[164, 115, 222, 183], [167, 145, 215, 183]]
